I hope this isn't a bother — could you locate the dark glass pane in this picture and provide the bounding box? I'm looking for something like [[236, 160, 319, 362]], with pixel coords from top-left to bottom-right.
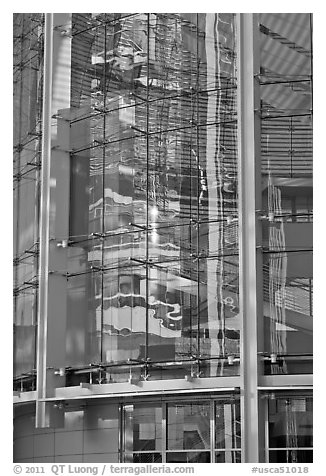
[[166, 452, 210, 463], [268, 397, 313, 449], [215, 451, 241, 463], [269, 450, 313, 463], [167, 403, 210, 450]]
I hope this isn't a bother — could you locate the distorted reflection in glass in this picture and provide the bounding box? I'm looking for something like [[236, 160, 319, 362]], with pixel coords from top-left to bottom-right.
[[259, 13, 312, 375], [67, 13, 239, 380]]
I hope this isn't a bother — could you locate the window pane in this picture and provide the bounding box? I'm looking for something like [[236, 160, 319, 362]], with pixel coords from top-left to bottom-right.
[[123, 453, 162, 463], [263, 249, 312, 375], [123, 404, 162, 452], [268, 397, 313, 449], [215, 399, 241, 449], [215, 451, 241, 463], [269, 450, 313, 463], [167, 403, 210, 450]]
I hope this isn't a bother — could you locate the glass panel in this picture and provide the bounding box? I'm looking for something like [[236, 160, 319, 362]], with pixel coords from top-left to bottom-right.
[[259, 14, 312, 77], [215, 399, 241, 449], [66, 248, 102, 369], [269, 450, 313, 463], [166, 452, 210, 463], [14, 291, 37, 377], [268, 396, 313, 449], [102, 264, 147, 361], [259, 14, 313, 376], [263, 249, 312, 375], [13, 14, 44, 380], [146, 263, 187, 364], [215, 451, 241, 463], [63, 410, 85, 431], [123, 453, 162, 463], [167, 402, 210, 450], [123, 404, 162, 453]]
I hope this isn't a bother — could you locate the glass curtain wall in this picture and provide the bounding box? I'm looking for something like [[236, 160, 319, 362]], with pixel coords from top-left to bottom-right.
[[66, 13, 239, 384], [258, 14, 313, 375], [13, 14, 44, 390]]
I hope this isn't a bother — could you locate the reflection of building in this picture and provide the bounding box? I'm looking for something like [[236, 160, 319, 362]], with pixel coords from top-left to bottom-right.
[[13, 13, 312, 463]]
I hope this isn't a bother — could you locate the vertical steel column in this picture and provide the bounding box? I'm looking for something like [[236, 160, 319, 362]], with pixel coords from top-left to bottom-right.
[[145, 13, 150, 370], [210, 399, 215, 462], [36, 12, 53, 428], [33, 20, 44, 384], [236, 14, 263, 462], [118, 404, 123, 462], [162, 402, 167, 463], [100, 20, 107, 363], [264, 398, 270, 462], [36, 13, 72, 427], [13, 15, 25, 352]]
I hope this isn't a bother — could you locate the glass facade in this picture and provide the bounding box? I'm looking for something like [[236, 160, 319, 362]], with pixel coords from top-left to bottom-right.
[[13, 13, 44, 385], [259, 14, 313, 374], [13, 13, 313, 464], [66, 13, 240, 383]]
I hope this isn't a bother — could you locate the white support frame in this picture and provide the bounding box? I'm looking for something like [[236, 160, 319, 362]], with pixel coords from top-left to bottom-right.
[[36, 13, 72, 428], [36, 12, 54, 428]]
